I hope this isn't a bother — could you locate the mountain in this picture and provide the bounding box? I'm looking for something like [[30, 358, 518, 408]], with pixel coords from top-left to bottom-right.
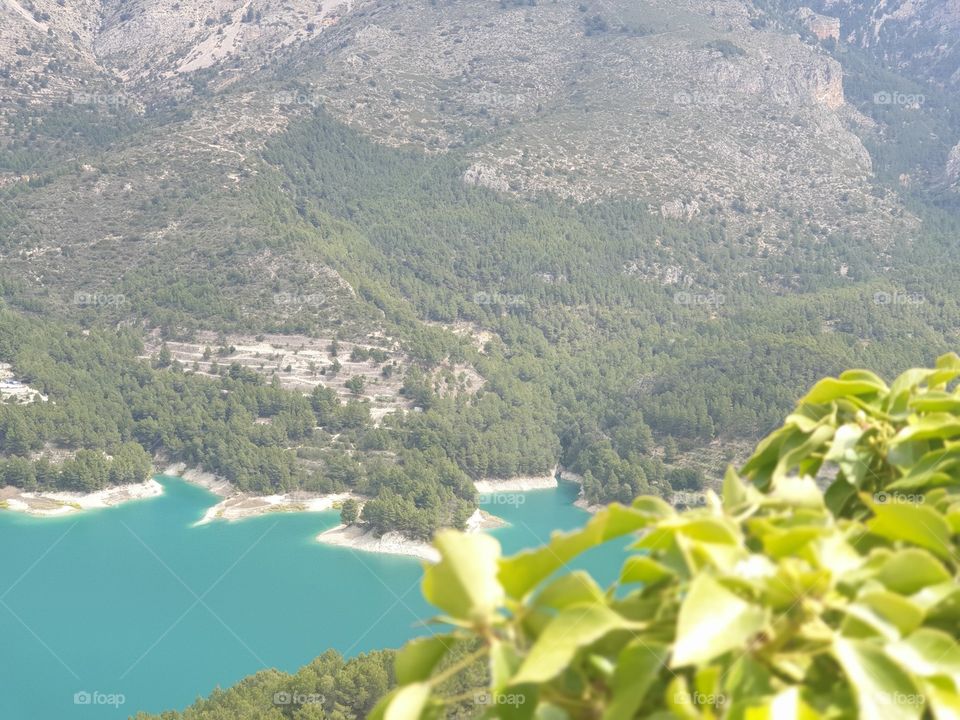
[[1, 0, 959, 527], [0, 0, 919, 244], [786, 0, 960, 88]]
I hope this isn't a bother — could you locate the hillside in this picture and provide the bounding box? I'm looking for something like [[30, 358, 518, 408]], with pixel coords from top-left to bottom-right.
[[0, 0, 920, 243], [0, 0, 959, 533]]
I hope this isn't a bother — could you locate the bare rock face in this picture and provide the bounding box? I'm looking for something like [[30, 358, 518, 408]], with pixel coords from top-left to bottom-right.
[[793, 0, 960, 87], [463, 164, 510, 193], [660, 199, 701, 221], [797, 7, 841, 42], [0, 0, 912, 247], [948, 143, 960, 184], [290, 0, 900, 244]]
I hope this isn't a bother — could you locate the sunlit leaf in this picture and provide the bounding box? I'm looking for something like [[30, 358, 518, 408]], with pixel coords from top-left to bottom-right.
[[866, 502, 953, 561], [514, 604, 641, 684], [671, 574, 766, 667], [832, 637, 923, 720], [423, 531, 504, 623]]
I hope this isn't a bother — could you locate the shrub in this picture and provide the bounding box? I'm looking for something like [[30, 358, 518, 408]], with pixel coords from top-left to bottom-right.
[[374, 354, 960, 718]]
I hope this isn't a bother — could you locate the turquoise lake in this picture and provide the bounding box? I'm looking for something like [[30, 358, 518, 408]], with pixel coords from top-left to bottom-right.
[[0, 477, 627, 719]]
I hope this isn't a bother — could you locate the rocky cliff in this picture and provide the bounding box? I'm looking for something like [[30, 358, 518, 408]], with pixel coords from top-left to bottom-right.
[[948, 142, 960, 185], [786, 0, 960, 87], [0, 0, 913, 246]]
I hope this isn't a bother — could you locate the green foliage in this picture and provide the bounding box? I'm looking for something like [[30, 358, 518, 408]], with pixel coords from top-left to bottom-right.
[[133, 649, 395, 720], [345, 375, 365, 395], [374, 356, 960, 719], [340, 498, 359, 525]]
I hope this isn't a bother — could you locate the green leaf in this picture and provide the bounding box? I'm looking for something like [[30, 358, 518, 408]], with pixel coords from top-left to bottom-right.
[[384, 682, 431, 720], [923, 677, 960, 720], [533, 571, 605, 610], [664, 676, 699, 720], [832, 637, 923, 720], [907, 392, 960, 414], [673, 516, 742, 545], [866, 502, 953, 561], [513, 604, 640, 684], [620, 556, 675, 586], [892, 414, 960, 446], [825, 479, 858, 516], [877, 549, 951, 595], [489, 640, 522, 691], [671, 574, 767, 667], [722, 465, 762, 509], [499, 504, 655, 599], [601, 641, 667, 720], [770, 425, 835, 484], [887, 446, 960, 489], [762, 526, 826, 559], [844, 591, 923, 640], [422, 531, 504, 623], [886, 629, 960, 683], [395, 635, 452, 685], [368, 683, 432, 720], [823, 423, 871, 486], [801, 375, 886, 405]]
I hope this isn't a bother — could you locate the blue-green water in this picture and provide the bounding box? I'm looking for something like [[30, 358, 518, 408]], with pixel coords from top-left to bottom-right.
[[0, 477, 625, 719]]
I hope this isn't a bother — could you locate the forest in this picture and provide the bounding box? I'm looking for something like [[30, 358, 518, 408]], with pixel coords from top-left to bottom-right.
[[3, 94, 960, 529]]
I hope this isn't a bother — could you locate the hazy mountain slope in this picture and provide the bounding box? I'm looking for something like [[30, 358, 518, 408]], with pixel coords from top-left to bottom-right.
[[0, 0, 106, 107], [0, 0, 919, 247], [288, 0, 905, 243], [785, 0, 960, 88]]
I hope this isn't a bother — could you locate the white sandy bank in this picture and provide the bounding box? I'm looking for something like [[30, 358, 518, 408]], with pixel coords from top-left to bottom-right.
[[316, 509, 506, 563], [474, 467, 558, 494], [194, 491, 361, 525], [161, 463, 363, 526], [0, 479, 164, 518]]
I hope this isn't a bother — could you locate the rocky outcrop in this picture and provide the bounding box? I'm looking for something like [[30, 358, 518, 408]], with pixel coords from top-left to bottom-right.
[[463, 163, 510, 193], [797, 8, 841, 42], [948, 142, 960, 185], [795, 0, 960, 87]]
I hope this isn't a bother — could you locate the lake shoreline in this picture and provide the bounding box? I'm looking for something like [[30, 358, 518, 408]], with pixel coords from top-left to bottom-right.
[[316, 508, 506, 563], [474, 468, 559, 494], [0, 463, 586, 562], [159, 463, 364, 525], [0, 478, 164, 517]]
